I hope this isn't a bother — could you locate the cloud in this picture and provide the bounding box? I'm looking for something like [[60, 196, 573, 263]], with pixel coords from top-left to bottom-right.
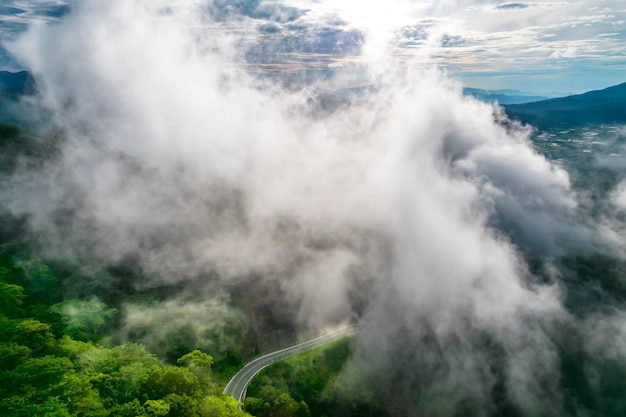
[[610, 180, 626, 211], [3, 1, 626, 415], [117, 296, 244, 361], [496, 3, 530, 10], [0, 1, 69, 25], [0, 1, 71, 69], [551, 46, 577, 58], [0, 6, 28, 16], [1, 1, 625, 91]]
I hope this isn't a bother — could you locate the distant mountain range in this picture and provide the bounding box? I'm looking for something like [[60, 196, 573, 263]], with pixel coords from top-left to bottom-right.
[[463, 88, 553, 104], [0, 71, 45, 128], [0, 71, 34, 93], [0, 71, 562, 104], [504, 82, 626, 130], [0, 71, 624, 131]]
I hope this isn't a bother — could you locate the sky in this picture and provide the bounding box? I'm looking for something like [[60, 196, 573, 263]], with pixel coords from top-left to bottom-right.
[[0, 0, 624, 93]]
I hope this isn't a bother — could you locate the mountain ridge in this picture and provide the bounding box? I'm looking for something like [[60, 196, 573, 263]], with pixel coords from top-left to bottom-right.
[[463, 87, 551, 104], [0, 70, 34, 92], [504, 82, 626, 129]]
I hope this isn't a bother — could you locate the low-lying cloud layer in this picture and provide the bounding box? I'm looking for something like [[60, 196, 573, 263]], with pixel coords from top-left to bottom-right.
[[3, 1, 626, 415]]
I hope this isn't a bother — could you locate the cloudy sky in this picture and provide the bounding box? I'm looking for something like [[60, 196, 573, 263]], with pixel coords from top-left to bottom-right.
[[0, 0, 624, 94]]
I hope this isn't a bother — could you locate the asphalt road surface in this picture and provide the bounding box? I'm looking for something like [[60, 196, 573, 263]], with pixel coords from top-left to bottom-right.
[[223, 326, 357, 403]]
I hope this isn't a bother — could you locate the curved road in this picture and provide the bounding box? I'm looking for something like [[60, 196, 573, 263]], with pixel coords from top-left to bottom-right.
[[224, 326, 358, 403]]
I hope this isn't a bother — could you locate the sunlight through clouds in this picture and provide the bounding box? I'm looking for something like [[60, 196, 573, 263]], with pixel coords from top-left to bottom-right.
[[0, 1, 624, 99]]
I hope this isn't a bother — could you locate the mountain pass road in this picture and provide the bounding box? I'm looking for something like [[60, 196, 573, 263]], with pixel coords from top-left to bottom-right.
[[223, 326, 358, 403]]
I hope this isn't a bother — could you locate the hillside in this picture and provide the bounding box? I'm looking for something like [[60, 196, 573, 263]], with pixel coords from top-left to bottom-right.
[[0, 71, 34, 93], [0, 71, 49, 128], [505, 82, 626, 130], [463, 87, 549, 104]]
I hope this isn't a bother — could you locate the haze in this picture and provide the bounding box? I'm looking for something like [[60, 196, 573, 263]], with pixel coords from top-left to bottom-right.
[[2, 1, 626, 416]]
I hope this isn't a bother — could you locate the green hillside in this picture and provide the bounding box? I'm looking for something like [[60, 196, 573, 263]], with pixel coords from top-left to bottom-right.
[[505, 82, 626, 129]]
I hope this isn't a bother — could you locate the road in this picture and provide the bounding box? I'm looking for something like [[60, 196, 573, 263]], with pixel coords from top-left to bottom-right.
[[223, 326, 358, 403]]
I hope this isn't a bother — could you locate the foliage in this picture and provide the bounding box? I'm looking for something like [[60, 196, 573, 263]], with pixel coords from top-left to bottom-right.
[[245, 339, 386, 417], [0, 280, 25, 316], [52, 297, 118, 342], [0, 254, 251, 417]]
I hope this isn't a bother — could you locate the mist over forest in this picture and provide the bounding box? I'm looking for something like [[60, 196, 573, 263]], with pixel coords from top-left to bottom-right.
[[2, 1, 626, 417]]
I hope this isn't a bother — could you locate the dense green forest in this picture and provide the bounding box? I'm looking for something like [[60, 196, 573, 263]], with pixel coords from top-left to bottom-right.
[[0, 124, 247, 416], [0, 251, 251, 417], [0, 123, 359, 417], [245, 339, 387, 417], [0, 247, 357, 417], [0, 245, 357, 417]]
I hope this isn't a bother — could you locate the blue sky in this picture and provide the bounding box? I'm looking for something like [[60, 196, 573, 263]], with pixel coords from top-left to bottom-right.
[[1, 0, 624, 94]]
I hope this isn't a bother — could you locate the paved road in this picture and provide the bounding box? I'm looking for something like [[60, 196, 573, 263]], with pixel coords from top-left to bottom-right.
[[223, 326, 358, 403]]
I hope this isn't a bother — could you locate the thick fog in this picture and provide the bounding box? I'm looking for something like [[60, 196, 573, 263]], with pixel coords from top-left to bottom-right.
[[3, 1, 626, 415]]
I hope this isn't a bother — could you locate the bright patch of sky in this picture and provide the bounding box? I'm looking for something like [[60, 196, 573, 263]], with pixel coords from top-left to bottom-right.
[[428, 0, 626, 93], [0, 0, 624, 94]]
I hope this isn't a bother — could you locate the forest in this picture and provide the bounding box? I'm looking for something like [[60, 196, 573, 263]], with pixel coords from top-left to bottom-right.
[[0, 125, 213, 416], [3, 63, 626, 417], [0, 123, 365, 417]]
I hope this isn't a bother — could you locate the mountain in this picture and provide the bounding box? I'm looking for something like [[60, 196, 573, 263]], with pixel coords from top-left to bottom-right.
[[0, 71, 49, 128], [463, 87, 550, 104], [0, 70, 34, 92], [504, 82, 626, 130]]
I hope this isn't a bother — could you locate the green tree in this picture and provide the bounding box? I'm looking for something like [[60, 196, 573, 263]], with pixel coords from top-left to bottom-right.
[[0, 281, 25, 317], [145, 366, 202, 399], [271, 393, 299, 417], [244, 397, 268, 417], [163, 393, 200, 417], [0, 395, 72, 417], [81, 344, 159, 407], [178, 350, 216, 390], [178, 350, 214, 370], [4, 355, 74, 404], [199, 395, 249, 417], [25, 263, 60, 305], [257, 385, 282, 404], [63, 372, 108, 417], [110, 399, 147, 417], [11, 319, 56, 354], [53, 297, 118, 342], [295, 401, 310, 417], [0, 343, 32, 371], [144, 399, 170, 416]]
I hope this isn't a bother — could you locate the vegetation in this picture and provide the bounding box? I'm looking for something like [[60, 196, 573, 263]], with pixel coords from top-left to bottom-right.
[[0, 240, 378, 417], [2, 73, 626, 417], [245, 339, 387, 417], [0, 122, 257, 416], [0, 233, 376, 417], [0, 252, 250, 417]]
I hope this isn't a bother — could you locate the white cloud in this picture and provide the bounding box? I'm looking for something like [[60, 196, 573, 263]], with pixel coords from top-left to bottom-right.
[[611, 180, 626, 211], [1, 0, 625, 90], [2, 1, 626, 414], [550, 45, 577, 58]]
